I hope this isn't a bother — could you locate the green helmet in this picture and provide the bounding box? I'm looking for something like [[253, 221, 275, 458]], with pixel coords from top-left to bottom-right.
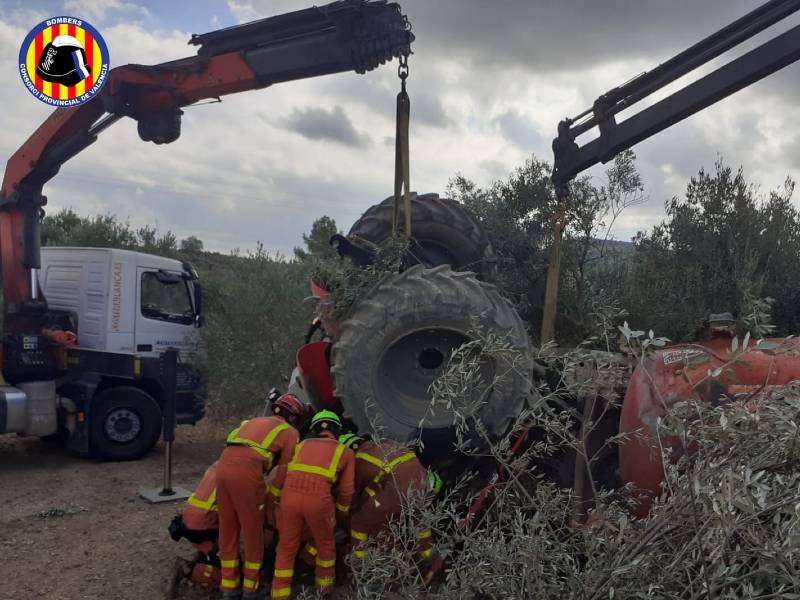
[[427, 470, 443, 495], [339, 432, 364, 449], [311, 409, 341, 430]]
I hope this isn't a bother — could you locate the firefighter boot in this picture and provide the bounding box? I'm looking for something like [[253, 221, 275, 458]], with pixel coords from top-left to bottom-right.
[[222, 592, 243, 600], [166, 557, 194, 599]]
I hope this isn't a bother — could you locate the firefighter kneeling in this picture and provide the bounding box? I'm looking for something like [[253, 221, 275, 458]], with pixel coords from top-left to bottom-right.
[[167, 461, 222, 597], [271, 410, 355, 598], [340, 433, 441, 567]]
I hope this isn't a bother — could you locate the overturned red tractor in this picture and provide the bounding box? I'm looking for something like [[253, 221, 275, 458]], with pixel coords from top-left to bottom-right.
[[288, 193, 800, 518]]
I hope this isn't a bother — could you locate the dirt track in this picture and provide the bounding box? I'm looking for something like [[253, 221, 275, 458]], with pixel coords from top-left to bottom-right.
[[0, 421, 226, 600]]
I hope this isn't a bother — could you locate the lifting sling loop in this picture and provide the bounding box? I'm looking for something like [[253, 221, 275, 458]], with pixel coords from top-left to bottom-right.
[[393, 54, 412, 238]]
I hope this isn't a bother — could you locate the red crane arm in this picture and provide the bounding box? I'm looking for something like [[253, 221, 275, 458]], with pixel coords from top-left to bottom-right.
[[0, 0, 413, 317]]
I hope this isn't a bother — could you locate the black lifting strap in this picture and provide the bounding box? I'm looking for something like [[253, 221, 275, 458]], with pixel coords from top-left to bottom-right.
[[393, 54, 411, 239]]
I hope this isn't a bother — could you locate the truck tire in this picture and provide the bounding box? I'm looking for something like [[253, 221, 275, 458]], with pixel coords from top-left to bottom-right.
[[89, 386, 162, 461], [347, 193, 496, 281], [331, 265, 533, 457]]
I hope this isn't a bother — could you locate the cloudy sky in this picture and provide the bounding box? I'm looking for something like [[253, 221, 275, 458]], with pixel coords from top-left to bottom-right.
[[1, 0, 798, 254]]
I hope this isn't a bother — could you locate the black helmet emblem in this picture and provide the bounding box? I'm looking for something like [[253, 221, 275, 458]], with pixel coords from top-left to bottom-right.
[[36, 34, 91, 87]]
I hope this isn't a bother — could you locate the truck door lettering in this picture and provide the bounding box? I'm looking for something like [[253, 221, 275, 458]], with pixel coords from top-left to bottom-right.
[[111, 262, 122, 331]]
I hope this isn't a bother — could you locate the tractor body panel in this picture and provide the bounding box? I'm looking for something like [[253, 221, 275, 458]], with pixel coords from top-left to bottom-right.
[[619, 335, 800, 516]]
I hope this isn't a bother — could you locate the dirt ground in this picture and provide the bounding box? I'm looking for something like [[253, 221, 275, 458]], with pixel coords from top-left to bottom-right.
[[0, 420, 227, 600]]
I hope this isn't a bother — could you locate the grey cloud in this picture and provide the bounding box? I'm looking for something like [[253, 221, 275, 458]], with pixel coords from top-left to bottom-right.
[[493, 108, 542, 150], [404, 0, 759, 72], [412, 93, 454, 129], [47, 164, 381, 256], [283, 105, 370, 147], [320, 73, 453, 129], [479, 160, 511, 181], [636, 121, 716, 179]]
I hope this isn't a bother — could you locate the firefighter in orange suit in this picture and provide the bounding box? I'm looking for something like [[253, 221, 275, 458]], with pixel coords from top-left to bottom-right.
[[167, 461, 222, 597], [216, 394, 306, 600], [340, 433, 438, 565], [271, 410, 355, 598]]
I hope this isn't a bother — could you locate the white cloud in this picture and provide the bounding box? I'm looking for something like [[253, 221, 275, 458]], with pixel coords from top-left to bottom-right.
[[63, 0, 151, 24], [226, 0, 263, 23]]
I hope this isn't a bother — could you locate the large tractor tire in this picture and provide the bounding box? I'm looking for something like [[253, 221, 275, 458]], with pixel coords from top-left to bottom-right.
[[347, 193, 496, 281], [331, 265, 534, 458]]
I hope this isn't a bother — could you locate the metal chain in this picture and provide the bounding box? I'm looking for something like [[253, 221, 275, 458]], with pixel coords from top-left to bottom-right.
[[398, 54, 409, 91]]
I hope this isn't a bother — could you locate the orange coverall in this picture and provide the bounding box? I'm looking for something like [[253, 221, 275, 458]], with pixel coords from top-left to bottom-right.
[[181, 462, 221, 587], [216, 416, 299, 596], [271, 433, 355, 598], [349, 440, 434, 562]]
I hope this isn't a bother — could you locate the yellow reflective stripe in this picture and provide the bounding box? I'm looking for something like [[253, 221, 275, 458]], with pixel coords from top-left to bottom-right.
[[374, 451, 417, 484], [365, 487, 377, 497], [221, 559, 239, 568], [268, 485, 282, 497], [335, 502, 349, 513], [420, 548, 433, 558], [287, 462, 330, 478], [358, 450, 417, 485], [244, 561, 261, 571], [387, 451, 416, 471], [355, 451, 385, 469], [243, 578, 258, 589], [274, 568, 294, 578], [288, 442, 347, 481], [327, 441, 346, 477], [351, 529, 368, 541], [305, 543, 318, 556], [187, 487, 217, 511], [221, 577, 240, 589], [228, 436, 275, 460], [316, 557, 336, 568], [292, 441, 305, 459], [204, 565, 213, 573], [227, 421, 288, 461], [226, 420, 249, 443], [315, 576, 335, 587], [260, 422, 290, 449], [271, 588, 291, 598], [354, 550, 365, 558], [418, 529, 432, 539]]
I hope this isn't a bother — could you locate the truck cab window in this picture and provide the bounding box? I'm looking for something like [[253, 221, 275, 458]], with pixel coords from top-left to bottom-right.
[[140, 271, 194, 325]]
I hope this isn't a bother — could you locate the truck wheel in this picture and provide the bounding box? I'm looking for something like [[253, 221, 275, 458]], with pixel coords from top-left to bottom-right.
[[347, 193, 496, 281], [331, 265, 534, 457], [89, 386, 162, 461]]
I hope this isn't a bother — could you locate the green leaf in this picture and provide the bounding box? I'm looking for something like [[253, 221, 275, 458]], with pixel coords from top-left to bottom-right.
[[756, 340, 780, 351]]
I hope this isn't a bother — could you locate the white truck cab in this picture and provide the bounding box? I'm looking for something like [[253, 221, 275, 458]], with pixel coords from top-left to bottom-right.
[[39, 247, 201, 358], [0, 247, 205, 461]]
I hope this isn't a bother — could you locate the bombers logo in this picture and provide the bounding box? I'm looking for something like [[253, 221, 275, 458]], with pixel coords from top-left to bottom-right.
[[18, 16, 110, 107]]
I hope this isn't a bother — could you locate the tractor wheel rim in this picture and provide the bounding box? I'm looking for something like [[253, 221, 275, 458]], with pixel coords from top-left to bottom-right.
[[105, 408, 141, 443], [375, 327, 492, 428]]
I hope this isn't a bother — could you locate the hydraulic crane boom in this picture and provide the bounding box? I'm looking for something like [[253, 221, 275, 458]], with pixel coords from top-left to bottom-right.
[[552, 0, 800, 189], [542, 0, 800, 342], [1, 0, 412, 324]]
